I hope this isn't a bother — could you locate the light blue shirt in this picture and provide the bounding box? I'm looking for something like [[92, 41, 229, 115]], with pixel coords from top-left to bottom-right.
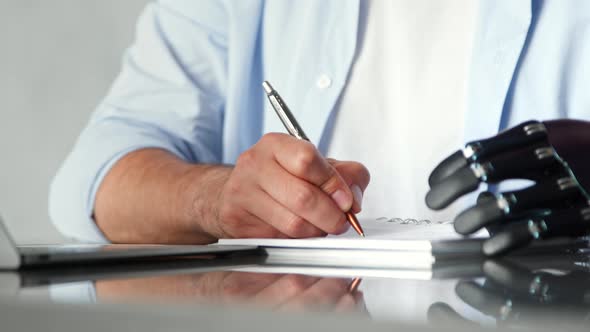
[[49, 0, 590, 242]]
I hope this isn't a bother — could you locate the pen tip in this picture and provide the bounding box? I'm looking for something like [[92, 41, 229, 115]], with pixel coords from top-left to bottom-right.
[[262, 81, 274, 94]]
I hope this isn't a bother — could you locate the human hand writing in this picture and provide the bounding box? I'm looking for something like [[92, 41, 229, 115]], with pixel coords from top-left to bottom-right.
[[201, 133, 370, 239]]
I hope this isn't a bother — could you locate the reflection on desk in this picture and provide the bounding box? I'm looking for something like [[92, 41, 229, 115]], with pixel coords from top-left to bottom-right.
[[428, 258, 590, 329], [2, 253, 590, 330], [96, 271, 365, 313]]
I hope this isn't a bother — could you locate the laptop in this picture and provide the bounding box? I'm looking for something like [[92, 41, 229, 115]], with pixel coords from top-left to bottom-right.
[[0, 215, 259, 269], [0, 254, 267, 296]]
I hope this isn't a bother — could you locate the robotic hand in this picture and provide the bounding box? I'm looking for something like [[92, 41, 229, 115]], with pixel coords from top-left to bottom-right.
[[426, 120, 590, 256]]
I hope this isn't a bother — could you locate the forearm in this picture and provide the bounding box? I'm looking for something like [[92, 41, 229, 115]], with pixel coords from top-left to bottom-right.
[[94, 148, 232, 244]]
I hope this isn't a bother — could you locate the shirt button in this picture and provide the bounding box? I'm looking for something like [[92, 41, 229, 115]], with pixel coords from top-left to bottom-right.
[[316, 74, 332, 89]]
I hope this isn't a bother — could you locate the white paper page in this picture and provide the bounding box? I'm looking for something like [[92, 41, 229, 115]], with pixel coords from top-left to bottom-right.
[[219, 219, 488, 251], [336, 220, 460, 240]]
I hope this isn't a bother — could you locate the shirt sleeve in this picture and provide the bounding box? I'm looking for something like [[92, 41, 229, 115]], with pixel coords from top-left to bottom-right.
[[49, 0, 229, 242]]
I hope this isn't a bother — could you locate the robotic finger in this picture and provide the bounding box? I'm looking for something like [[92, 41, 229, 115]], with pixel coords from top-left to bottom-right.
[[426, 141, 563, 210], [454, 176, 586, 235], [428, 121, 548, 187], [482, 207, 590, 256], [425, 119, 590, 256]]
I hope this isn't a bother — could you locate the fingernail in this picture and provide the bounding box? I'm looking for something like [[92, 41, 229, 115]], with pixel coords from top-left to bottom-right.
[[331, 189, 352, 211], [351, 185, 363, 210]]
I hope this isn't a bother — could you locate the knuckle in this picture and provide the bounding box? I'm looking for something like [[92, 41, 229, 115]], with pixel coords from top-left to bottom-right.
[[260, 132, 283, 146], [263, 132, 282, 140], [352, 161, 370, 175], [292, 144, 318, 175], [358, 163, 371, 186], [347, 162, 371, 186], [291, 185, 317, 211]]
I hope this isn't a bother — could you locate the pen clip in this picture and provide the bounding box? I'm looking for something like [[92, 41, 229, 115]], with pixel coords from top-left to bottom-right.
[[262, 81, 310, 141]]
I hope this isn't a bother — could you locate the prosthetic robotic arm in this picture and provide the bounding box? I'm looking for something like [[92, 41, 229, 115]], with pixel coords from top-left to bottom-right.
[[426, 120, 590, 256]]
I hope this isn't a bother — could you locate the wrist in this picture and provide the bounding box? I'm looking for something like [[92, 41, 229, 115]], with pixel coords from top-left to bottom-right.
[[178, 164, 232, 241]]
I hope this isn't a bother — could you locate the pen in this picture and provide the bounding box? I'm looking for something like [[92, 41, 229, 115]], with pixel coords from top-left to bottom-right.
[[262, 80, 365, 237], [348, 277, 362, 293]]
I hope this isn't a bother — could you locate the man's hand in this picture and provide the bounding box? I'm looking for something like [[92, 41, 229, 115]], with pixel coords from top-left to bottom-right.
[[202, 133, 370, 239], [95, 133, 369, 244]]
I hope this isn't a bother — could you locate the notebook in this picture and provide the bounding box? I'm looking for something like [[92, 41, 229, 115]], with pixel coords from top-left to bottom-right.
[[219, 218, 585, 269], [229, 259, 485, 280]]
